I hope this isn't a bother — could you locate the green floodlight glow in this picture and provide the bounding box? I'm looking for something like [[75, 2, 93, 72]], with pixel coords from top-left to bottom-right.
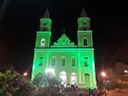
[[31, 11, 97, 89]]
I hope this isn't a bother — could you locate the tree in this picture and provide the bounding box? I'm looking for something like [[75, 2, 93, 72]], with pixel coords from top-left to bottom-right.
[[32, 73, 60, 96], [32, 73, 60, 87], [0, 65, 33, 96], [104, 79, 128, 90]]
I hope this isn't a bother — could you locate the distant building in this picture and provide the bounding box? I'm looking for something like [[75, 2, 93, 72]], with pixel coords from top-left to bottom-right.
[[31, 8, 97, 89], [104, 62, 128, 81], [115, 62, 128, 80]]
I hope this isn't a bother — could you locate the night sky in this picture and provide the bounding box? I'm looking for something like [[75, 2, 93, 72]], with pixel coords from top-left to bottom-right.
[[0, 0, 128, 74]]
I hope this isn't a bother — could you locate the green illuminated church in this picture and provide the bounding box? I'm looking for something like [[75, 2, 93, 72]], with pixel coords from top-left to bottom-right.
[[32, 8, 97, 89]]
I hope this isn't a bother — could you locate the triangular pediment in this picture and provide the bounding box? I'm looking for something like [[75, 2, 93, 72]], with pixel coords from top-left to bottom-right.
[[52, 33, 75, 47]]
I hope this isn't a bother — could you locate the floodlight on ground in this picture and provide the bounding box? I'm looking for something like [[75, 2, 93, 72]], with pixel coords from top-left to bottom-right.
[[45, 68, 55, 75]]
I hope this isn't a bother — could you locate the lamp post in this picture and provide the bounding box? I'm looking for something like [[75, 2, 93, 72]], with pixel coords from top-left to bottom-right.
[[99, 71, 107, 96], [124, 70, 128, 81], [100, 71, 106, 88]]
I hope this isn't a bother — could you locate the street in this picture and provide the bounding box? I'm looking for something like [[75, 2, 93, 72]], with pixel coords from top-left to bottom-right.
[[107, 89, 128, 96]]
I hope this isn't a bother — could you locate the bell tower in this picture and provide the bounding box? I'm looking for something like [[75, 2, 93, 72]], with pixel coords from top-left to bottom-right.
[[77, 8, 93, 47], [35, 9, 52, 48]]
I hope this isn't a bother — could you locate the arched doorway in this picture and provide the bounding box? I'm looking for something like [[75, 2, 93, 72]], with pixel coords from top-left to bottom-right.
[[85, 73, 90, 88], [70, 73, 77, 85], [83, 38, 88, 46], [60, 71, 67, 87]]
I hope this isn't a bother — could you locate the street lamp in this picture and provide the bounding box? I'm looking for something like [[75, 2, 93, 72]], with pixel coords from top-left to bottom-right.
[[124, 70, 128, 73], [23, 72, 28, 77], [101, 71, 106, 78], [99, 71, 107, 96], [100, 71, 107, 84], [124, 70, 128, 80]]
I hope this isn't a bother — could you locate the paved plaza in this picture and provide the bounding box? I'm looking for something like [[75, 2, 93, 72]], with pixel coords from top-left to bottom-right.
[[107, 89, 128, 96]]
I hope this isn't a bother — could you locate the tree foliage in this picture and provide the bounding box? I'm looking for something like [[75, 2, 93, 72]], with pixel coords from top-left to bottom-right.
[[0, 65, 61, 96], [32, 73, 60, 87], [0, 65, 33, 96], [32, 73, 61, 96], [104, 80, 128, 90]]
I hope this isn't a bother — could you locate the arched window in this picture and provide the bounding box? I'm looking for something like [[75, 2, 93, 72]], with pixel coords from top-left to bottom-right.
[[83, 38, 87, 46], [38, 57, 43, 66], [84, 56, 88, 66], [61, 57, 66, 66], [51, 56, 56, 66], [72, 57, 75, 66], [85, 73, 89, 76]]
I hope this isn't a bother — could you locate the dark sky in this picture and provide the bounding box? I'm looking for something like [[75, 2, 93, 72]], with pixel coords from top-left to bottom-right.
[[0, 0, 128, 74]]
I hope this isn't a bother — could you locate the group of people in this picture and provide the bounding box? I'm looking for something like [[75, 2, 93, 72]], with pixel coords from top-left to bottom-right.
[[89, 88, 107, 96]]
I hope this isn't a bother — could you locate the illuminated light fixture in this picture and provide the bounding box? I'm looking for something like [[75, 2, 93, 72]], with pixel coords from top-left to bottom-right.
[[124, 70, 128, 73], [23, 72, 28, 76], [45, 68, 55, 75], [101, 71, 106, 77]]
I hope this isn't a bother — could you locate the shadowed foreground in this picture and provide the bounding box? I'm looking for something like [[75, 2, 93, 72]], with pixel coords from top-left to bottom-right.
[[108, 89, 128, 96]]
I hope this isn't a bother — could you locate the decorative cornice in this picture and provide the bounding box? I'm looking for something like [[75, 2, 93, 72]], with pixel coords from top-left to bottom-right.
[[52, 33, 75, 47]]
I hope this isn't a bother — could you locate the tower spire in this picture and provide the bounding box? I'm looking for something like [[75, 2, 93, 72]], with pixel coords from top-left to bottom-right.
[[43, 8, 50, 18], [80, 8, 87, 17]]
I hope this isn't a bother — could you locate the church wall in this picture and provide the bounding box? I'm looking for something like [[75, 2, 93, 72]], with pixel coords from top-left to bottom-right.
[[32, 47, 96, 88], [31, 8, 97, 89]]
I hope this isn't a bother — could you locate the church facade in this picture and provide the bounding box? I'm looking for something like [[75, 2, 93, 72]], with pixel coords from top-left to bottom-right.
[[31, 9, 97, 89]]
